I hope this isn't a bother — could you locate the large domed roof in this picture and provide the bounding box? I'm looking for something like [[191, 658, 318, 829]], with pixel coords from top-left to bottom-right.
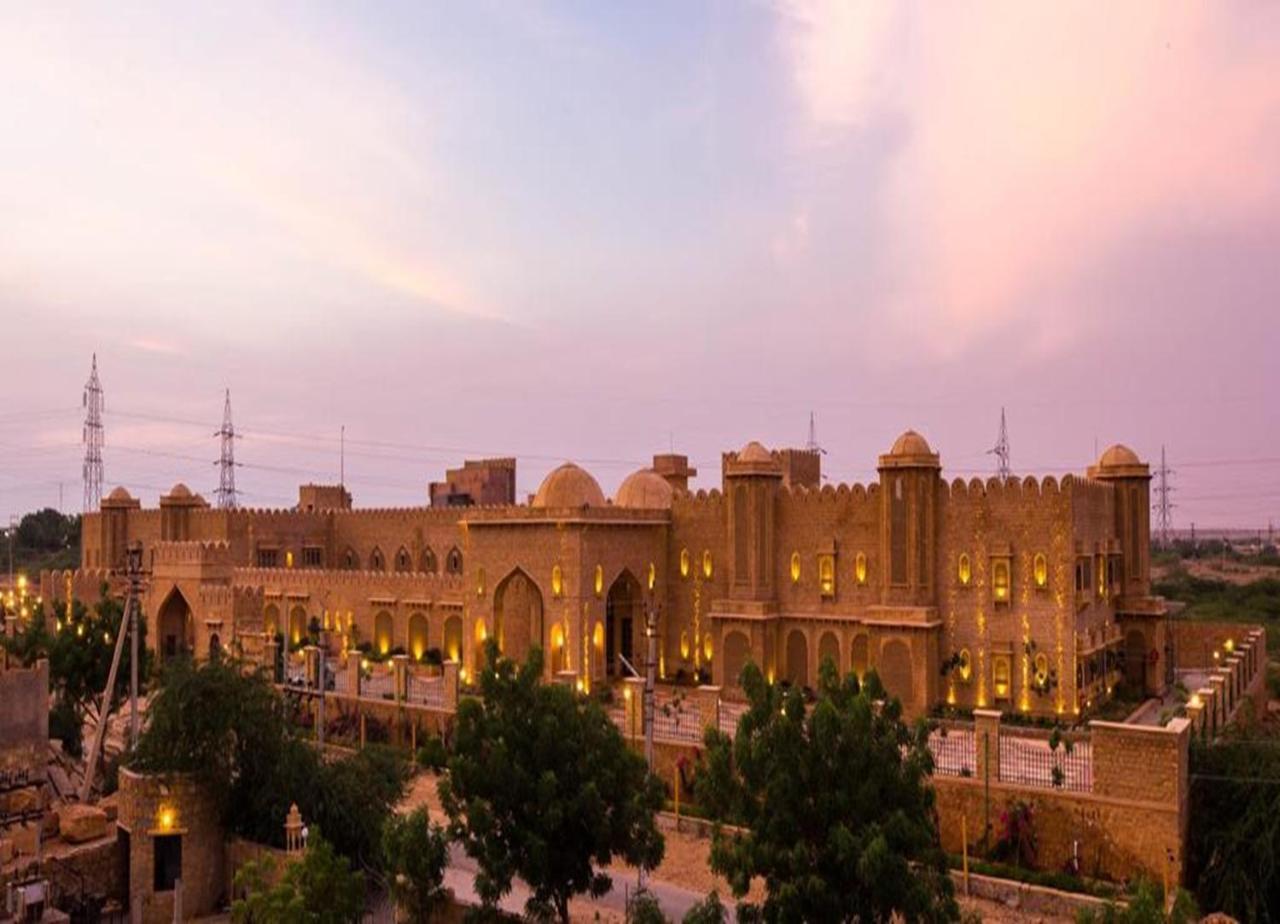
[[1097, 444, 1141, 468], [889, 430, 932, 456], [532, 463, 606, 509], [615, 469, 674, 509], [167, 482, 193, 498], [106, 486, 133, 502], [738, 441, 772, 463]]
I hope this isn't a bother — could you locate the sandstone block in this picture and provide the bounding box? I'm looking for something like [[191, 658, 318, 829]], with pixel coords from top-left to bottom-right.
[[59, 803, 108, 843]]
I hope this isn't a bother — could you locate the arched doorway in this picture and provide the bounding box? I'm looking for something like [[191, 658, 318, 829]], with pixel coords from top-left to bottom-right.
[[408, 613, 430, 661], [851, 634, 869, 679], [209, 633, 222, 661], [288, 605, 307, 647], [157, 588, 194, 660], [818, 631, 840, 677], [443, 615, 462, 663], [879, 638, 915, 711], [264, 603, 280, 638], [1125, 629, 1148, 691], [785, 629, 808, 688], [723, 630, 751, 688], [374, 610, 394, 655], [605, 571, 643, 677], [493, 570, 544, 667]]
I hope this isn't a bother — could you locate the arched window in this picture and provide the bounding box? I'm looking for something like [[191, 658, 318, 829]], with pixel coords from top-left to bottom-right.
[[343, 547, 358, 570], [395, 547, 411, 572], [446, 547, 463, 575], [702, 550, 713, 579], [854, 552, 868, 585], [369, 547, 386, 572], [790, 552, 801, 583], [551, 564, 563, 597], [818, 555, 835, 598], [679, 548, 690, 578], [958, 553, 972, 586], [992, 559, 1010, 603], [421, 547, 438, 574], [1033, 553, 1048, 589]]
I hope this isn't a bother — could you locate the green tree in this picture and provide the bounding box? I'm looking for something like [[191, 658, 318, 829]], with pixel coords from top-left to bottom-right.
[[231, 830, 365, 924], [442, 641, 665, 923], [698, 660, 958, 923], [131, 658, 407, 871], [15, 508, 78, 552], [1187, 736, 1280, 920], [681, 892, 727, 924], [383, 807, 451, 921]]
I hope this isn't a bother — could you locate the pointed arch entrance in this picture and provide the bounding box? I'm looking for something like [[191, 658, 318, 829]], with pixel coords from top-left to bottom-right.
[[157, 587, 194, 660], [605, 571, 644, 678], [493, 569, 544, 667]]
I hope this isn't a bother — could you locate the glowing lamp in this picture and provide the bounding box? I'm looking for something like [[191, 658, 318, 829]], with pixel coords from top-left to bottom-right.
[[157, 806, 176, 832], [790, 553, 801, 583], [594, 565, 604, 596], [702, 551, 713, 579], [551, 565, 563, 597]]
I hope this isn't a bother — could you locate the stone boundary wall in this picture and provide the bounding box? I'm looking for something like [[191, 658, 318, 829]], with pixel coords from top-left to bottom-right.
[[0, 659, 48, 778], [1179, 625, 1266, 737], [629, 705, 1191, 887]]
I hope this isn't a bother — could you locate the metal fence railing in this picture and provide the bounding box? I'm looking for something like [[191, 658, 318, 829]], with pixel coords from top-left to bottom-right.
[[362, 671, 393, 700], [407, 674, 444, 708], [928, 728, 978, 777], [998, 730, 1092, 792]]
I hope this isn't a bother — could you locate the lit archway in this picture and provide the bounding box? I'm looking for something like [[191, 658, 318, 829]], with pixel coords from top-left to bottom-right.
[[785, 629, 808, 688], [288, 605, 307, 647], [408, 613, 429, 660], [851, 633, 869, 679], [374, 610, 394, 655], [818, 630, 840, 676], [264, 603, 280, 638], [605, 571, 643, 678], [443, 615, 462, 662], [157, 587, 194, 660], [493, 569, 544, 667]]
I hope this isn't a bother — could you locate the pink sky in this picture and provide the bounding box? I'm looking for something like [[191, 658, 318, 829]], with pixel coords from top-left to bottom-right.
[[1, 3, 1278, 529]]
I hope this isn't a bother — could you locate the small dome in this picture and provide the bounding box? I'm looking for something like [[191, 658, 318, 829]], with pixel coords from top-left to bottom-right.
[[1097, 444, 1141, 468], [532, 463, 606, 509], [106, 486, 133, 502], [738, 441, 772, 463], [890, 430, 933, 456], [615, 469, 674, 509], [168, 482, 192, 498]]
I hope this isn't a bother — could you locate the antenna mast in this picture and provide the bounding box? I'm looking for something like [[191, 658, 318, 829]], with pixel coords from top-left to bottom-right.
[[988, 407, 1011, 480], [805, 411, 825, 454], [214, 389, 240, 509], [1153, 445, 1175, 548], [82, 355, 105, 511]]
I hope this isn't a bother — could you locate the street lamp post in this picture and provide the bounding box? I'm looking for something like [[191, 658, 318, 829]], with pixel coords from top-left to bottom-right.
[[643, 594, 659, 771]]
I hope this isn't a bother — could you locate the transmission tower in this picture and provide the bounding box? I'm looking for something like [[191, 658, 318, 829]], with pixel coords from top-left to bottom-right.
[[82, 354, 104, 511], [214, 389, 240, 509], [805, 411, 825, 454], [1153, 445, 1175, 548], [987, 407, 1011, 480]]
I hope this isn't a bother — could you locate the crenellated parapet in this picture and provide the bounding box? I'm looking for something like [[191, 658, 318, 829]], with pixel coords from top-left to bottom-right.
[[233, 566, 466, 594]]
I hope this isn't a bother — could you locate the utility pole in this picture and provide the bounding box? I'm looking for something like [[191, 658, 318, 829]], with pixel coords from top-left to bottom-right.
[[643, 593, 659, 772], [81, 542, 143, 802], [214, 389, 240, 509], [128, 543, 143, 750], [988, 407, 1011, 480], [82, 355, 104, 512], [1153, 446, 1175, 548]]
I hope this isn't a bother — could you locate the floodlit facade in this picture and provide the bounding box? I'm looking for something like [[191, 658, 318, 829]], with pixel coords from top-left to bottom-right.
[[63, 433, 1168, 717]]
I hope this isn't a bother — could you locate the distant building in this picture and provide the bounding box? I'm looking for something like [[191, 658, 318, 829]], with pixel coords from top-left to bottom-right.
[[428, 458, 516, 507]]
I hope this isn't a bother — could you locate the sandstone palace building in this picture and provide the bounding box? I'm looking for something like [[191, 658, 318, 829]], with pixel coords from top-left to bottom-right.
[[61, 433, 1169, 718]]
